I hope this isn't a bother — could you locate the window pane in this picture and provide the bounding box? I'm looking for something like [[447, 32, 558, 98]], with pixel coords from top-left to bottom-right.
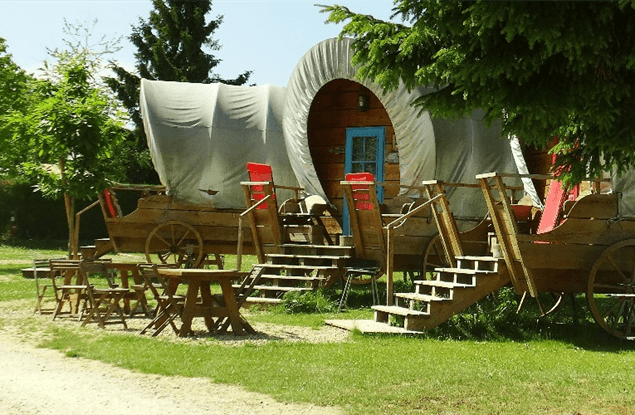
[[351, 163, 363, 173], [365, 136, 377, 161], [352, 137, 364, 161]]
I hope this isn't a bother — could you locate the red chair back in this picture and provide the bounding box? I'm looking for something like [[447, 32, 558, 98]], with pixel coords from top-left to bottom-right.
[[246, 162, 275, 209], [536, 151, 580, 234], [345, 172, 375, 210], [103, 189, 117, 218]]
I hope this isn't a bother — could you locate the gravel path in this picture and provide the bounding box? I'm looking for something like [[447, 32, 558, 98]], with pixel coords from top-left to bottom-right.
[[0, 305, 347, 415]]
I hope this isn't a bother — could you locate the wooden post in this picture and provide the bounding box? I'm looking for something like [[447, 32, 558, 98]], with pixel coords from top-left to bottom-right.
[[386, 226, 393, 306]]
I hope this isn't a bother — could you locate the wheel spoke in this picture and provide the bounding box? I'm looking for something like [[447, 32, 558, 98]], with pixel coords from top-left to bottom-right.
[[606, 253, 630, 284], [177, 229, 192, 248], [169, 223, 176, 246], [154, 234, 172, 249], [624, 301, 634, 336], [601, 296, 624, 319]]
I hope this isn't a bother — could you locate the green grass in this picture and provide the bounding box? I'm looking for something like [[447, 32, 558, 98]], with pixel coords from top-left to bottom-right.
[[2, 240, 635, 414]]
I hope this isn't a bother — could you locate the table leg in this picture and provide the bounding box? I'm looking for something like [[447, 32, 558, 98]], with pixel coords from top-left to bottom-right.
[[120, 269, 131, 314], [199, 282, 215, 333], [179, 280, 200, 337], [219, 279, 245, 335]]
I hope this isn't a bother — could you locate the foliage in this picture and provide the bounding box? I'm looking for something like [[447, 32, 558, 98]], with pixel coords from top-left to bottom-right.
[[0, 38, 33, 161], [106, 0, 253, 184], [2, 244, 635, 415], [3, 53, 127, 200], [323, 1, 635, 186], [281, 288, 339, 314]]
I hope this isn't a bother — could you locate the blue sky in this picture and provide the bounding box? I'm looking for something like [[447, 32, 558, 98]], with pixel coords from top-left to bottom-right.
[[0, 0, 395, 86]]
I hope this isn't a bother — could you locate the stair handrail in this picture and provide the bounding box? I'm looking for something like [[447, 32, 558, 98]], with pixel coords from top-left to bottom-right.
[[71, 199, 101, 260], [236, 193, 274, 271], [382, 194, 443, 306]]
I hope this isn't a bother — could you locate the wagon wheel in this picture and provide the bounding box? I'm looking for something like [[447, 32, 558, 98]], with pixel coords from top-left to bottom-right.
[[421, 234, 451, 281], [587, 239, 635, 340], [145, 221, 204, 268]]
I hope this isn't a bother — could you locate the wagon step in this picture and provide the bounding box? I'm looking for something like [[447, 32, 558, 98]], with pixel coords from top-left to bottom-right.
[[246, 285, 313, 293], [241, 297, 283, 306], [262, 264, 339, 271], [372, 305, 430, 317], [267, 253, 351, 263], [433, 267, 497, 275], [372, 305, 430, 331], [395, 292, 451, 302], [413, 280, 475, 289], [260, 274, 326, 282]]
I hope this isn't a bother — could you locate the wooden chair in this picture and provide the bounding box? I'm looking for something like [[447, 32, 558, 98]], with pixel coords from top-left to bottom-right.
[[50, 259, 84, 320], [79, 261, 129, 329], [33, 258, 61, 315], [341, 172, 386, 265], [139, 264, 185, 336]]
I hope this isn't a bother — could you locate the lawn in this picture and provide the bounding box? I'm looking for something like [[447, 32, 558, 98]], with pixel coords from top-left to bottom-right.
[[1, 240, 635, 415]]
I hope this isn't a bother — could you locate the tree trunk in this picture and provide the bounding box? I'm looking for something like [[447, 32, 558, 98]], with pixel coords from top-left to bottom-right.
[[59, 158, 77, 259]]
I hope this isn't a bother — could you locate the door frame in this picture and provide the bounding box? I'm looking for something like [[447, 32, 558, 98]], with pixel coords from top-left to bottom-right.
[[342, 126, 386, 234]]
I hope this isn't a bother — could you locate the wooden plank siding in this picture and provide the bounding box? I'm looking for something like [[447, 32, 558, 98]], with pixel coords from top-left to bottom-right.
[[307, 79, 400, 226]]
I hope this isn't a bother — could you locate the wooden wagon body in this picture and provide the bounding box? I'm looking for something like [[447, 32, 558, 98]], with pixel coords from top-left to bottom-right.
[[89, 185, 256, 267], [328, 172, 635, 340]]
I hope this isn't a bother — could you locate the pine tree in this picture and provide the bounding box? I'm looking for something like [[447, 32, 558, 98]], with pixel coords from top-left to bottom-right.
[[106, 0, 252, 183]]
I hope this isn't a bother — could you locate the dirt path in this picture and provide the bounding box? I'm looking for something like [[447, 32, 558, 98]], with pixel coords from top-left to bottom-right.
[[0, 306, 346, 415]]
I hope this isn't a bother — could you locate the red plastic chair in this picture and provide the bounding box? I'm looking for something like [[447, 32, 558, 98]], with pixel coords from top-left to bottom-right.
[[345, 172, 375, 210], [246, 162, 275, 210]]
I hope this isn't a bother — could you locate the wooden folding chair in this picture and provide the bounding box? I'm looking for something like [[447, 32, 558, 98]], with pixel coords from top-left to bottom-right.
[[79, 261, 129, 329], [50, 259, 84, 320], [139, 264, 185, 336], [33, 258, 58, 315]]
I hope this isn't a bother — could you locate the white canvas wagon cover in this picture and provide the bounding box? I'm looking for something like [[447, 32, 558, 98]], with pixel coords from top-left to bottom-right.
[[140, 37, 526, 218]]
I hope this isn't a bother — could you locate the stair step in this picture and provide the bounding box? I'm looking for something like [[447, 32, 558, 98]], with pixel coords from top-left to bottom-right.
[[325, 319, 423, 334], [241, 297, 282, 305], [372, 305, 430, 317], [434, 267, 497, 275], [261, 264, 339, 271], [266, 254, 351, 261], [413, 280, 474, 289], [282, 243, 352, 250], [395, 292, 450, 302], [234, 285, 312, 293], [260, 274, 325, 282], [455, 255, 498, 262]]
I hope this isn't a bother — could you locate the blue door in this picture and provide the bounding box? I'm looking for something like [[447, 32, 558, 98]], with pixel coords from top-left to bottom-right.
[[343, 126, 386, 234]]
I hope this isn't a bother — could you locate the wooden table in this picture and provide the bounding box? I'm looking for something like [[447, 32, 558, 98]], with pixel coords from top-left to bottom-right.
[[157, 268, 254, 337]]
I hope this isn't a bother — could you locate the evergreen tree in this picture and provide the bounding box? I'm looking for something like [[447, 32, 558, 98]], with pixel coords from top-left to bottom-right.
[[107, 0, 252, 184]]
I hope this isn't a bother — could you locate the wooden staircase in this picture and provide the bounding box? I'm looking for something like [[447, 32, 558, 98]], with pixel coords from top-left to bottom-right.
[[328, 255, 510, 334], [79, 238, 114, 260], [237, 243, 353, 305], [375, 255, 509, 331]]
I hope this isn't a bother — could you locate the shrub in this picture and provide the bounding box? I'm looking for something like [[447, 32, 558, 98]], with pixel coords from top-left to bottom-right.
[[281, 288, 339, 314]]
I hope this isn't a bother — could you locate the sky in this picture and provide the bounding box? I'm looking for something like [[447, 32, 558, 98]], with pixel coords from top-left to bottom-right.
[[0, 0, 396, 87]]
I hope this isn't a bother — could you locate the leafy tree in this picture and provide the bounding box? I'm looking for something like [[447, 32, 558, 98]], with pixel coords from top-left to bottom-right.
[[0, 38, 32, 156], [3, 52, 127, 255], [323, 1, 635, 185], [107, 0, 252, 183]]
